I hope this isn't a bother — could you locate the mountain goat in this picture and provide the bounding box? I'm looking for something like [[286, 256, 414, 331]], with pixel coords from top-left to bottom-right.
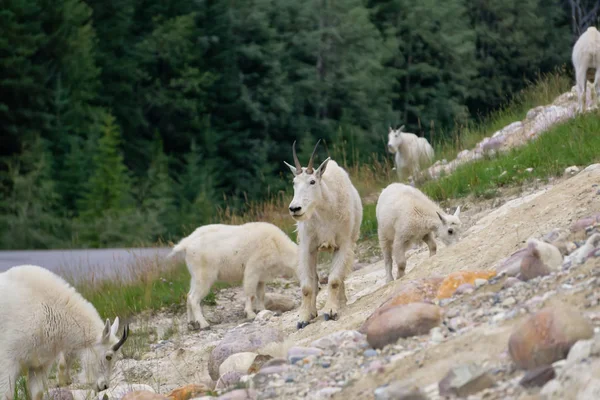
[[387, 126, 434, 182], [376, 183, 462, 282], [572, 26, 600, 113], [0, 265, 129, 400], [168, 222, 298, 330], [284, 140, 362, 329]]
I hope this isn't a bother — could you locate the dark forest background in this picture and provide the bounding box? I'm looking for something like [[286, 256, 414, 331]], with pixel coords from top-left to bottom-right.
[[1, 0, 598, 249]]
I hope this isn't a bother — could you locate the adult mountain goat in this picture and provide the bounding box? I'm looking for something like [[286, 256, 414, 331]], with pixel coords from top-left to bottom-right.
[[572, 26, 600, 113], [285, 140, 362, 329], [0, 265, 129, 400], [376, 183, 462, 282], [168, 222, 298, 330], [387, 126, 434, 182]]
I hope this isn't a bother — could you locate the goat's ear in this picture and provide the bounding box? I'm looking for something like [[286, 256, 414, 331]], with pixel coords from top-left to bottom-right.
[[388, 126, 393, 133], [110, 317, 120, 337], [316, 157, 331, 179], [398, 125, 405, 132], [454, 206, 461, 217], [283, 161, 299, 175], [102, 319, 111, 343], [436, 211, 447, 225]]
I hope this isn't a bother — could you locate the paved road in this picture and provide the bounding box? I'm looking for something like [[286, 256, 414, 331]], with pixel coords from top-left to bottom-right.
[[0, 247, 173, 282]]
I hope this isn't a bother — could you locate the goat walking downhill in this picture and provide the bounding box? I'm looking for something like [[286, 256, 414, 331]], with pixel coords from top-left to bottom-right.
[[387, 126, 434, 182], [168, 222, 298, 330], [0, 265, 129, 400], [285, 140, 362, 329], [572, 26, 600, 113], [376, 183, 462, 282]]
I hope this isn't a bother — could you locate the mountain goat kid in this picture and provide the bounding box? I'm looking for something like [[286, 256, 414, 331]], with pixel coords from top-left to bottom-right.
[[376, 183, 462, 282], [285, 140, 362, 329], [168, 222, 298, 330], [0, 265, 129, 400], [387, 126, 434, 182], [572, 26, 600, 113]]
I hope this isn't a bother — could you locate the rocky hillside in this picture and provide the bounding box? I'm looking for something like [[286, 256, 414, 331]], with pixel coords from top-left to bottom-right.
[[49, 87, 600, 400]]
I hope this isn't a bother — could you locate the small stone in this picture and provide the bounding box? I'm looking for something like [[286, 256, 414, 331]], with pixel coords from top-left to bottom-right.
[[519, 365, 556, 388], [254, 310, 275, 323], [430, 327, 444, 343], [540, 380, 562, 397], [217, 389, 257, 400], [287, 346, 323, 364], [167, 384, 211, 400], [257, 365, 292, 376], [366, 303, 442, 349], [364, 349, 378, 357], [367, 360, 385, 374], [474, 279, 487, 288], [525, 168, 534, 173], [44, 389, 74, 400], [285, 374, 295, 383], [374, 381, 428, 400], [564, 165, 580, 175], [438, 364, 495, 397], [502, 297, 517, 307], [503, 277, 522, 289], [264, 293, 296, 313], [447, 317, 468, 332], [508, 303, 594, 370], [314, 387, 342, 398], [321, 360, 331, 368]]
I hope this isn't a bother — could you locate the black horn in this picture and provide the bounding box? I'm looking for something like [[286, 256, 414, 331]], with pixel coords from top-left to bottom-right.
[[112, 324, 130, 352], [306, 139, 322, 174], [292, 140, 302, 174]]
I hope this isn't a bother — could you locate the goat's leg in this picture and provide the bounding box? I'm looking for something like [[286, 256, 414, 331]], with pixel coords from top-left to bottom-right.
[[423, 232, 437, 257], [380, 232, 394, 283], [0, 361, 20, 400], [187, 268, 216, 330], [393, 237, 407, 280], [243, 266, 261, 320], [27, 365, 49, 400], [256, 281, 266, 312], [322, 245, 353, 321], [594, 67, 600, 108], [297, 248, 318, 329], [57, 352, 73, 387], [576, 65, 588, 113]]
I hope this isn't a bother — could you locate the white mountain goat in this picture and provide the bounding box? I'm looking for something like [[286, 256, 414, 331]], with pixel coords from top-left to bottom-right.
[[376, 183, 462, 282], [168, 222, 298, 330], [284, 140, 362, 329], [387, 126, 434, 182], [0, 265, 129, 400], [572, 26, 600, 113]]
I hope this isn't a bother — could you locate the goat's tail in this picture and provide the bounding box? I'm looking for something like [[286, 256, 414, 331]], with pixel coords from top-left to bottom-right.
[[166, 238, 188, 259]]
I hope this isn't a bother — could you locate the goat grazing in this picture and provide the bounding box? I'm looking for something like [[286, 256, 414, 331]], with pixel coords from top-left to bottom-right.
[[0, 265, 129, 400], [284, 140, 362, 329], [376, 183, 462, 282], [168, 222, 298, 330], [387, 126, 434, 182], [572, 26, 600, 113]]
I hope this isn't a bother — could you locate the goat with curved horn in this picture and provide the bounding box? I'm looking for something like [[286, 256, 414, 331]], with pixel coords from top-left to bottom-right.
[[112, 323, 130, 352], [306, 139, 322, 174]]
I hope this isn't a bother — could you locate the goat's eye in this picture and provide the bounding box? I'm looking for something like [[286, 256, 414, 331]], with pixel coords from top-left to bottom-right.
[[105, 354, 112, 361], [310, 180, 316, 185], [448, 228, 454, 235]]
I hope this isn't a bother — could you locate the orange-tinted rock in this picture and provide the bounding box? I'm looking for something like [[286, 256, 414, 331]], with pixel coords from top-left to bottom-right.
[[508, 304, 594, 370], [123, 392, 168, 400], [167, 384, 210, 400], [359, 276, 444, 333], [436, 271, 496, 299], [366, 302, 442, 349]]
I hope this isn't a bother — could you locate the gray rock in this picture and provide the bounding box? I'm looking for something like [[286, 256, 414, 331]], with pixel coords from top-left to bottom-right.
[[44, 389, 74, 400], [208, 323, 283, 380], [374, 381, 428, 400], [519, 365, 555, 388], [217, 389, 257, 400], [216, 371, 245, 389], [438, 364, 495, 397], [287, 346, 324, 364]]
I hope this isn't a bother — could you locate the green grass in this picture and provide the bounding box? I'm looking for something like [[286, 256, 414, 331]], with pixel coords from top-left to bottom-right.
[[422, 110, 600, 201], [74, 260, 232, 319]]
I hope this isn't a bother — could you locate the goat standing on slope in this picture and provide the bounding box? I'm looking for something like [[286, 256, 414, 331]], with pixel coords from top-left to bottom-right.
[[168, 222, 298, 330], [387, 126, 434, 182], [376, 183, 462, 282], [0, 265, 129, 400], [573, 26, 600, 113], [285, 140, 362, 329]]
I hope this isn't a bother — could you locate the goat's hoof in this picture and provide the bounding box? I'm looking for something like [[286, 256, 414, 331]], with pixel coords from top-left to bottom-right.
[[323, 311, 338, 321], [297, 321, 310, 330]]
